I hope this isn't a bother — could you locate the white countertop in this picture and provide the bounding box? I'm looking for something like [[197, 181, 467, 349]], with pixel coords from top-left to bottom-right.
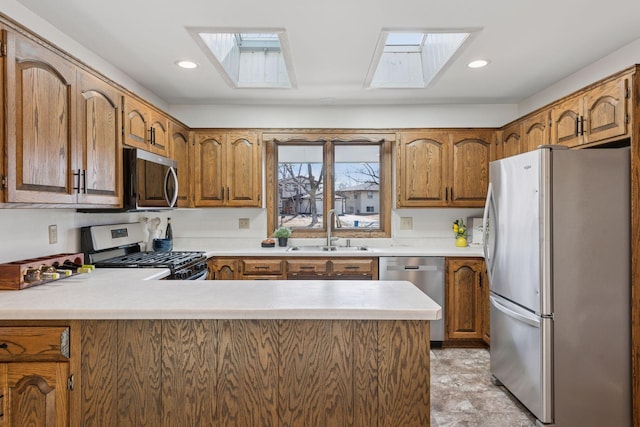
[[173, 238, 485, 258], [0, 269, 441, 321]]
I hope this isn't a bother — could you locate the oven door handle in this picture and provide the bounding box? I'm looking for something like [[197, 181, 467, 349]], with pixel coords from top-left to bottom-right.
[[164, 166, 179, 208], [192, 269, 208, 280]]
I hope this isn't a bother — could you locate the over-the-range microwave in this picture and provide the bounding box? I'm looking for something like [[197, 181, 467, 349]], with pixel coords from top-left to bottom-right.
[[79, 148, 178, 212], [123, 148, 178, 211]]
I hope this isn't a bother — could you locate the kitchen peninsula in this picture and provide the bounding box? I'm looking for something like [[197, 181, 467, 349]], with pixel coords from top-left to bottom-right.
[[0, 269, 440, 426]]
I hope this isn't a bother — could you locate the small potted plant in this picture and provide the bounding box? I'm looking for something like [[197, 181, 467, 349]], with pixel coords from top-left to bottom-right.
[[272, 226, 292, 247], [452, 219, 468, 247]]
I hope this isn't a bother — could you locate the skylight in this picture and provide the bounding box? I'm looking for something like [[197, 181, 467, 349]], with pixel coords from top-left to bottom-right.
[[365, 30, 473, 89], [188, 28, 296, 89]]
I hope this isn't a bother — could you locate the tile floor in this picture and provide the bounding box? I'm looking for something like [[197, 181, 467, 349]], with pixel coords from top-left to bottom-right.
[[430, 347, 537, 427]]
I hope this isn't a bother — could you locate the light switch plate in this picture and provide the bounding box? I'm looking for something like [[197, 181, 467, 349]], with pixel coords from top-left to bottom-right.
[[238, 218, 250, 229], [400, 217, 413, 230], [48, 224, 58, 244]]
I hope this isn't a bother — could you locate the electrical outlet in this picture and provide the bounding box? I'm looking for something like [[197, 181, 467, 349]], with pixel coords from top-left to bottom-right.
[[400, 217, 413, 230], [238, 218, 250, 229], [48, 224, 58, 244]]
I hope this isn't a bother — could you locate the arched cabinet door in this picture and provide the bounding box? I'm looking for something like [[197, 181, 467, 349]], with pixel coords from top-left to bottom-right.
[[193, 132, 226, 207], [169, 122, 192, 208], [446, 258, 485, 342], [450, 130, 493, 207], [77, 71, 123, 206], [225, 131, 261, 207], [5, 32, 76, 203], [396, 131, 449, 207], [582, 76, 628, 144]]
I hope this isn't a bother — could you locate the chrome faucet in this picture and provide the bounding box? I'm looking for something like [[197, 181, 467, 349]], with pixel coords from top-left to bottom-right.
[[326, 209, 342, 247]]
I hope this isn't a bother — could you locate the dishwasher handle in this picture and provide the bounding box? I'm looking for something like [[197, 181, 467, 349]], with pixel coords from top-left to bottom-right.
[[384, 265, 439, 272]]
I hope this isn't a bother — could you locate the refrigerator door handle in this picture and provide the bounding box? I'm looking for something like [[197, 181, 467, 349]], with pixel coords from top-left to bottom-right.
[[483, 182, 496, 282], [490, 295, 540, 328]]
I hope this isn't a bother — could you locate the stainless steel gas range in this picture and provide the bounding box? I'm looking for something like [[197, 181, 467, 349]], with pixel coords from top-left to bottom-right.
[[81, 223, 207, 280]]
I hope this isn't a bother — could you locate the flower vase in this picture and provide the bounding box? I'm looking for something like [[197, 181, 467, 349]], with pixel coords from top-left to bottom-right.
[[278, 237, 288, 247], [455, 236, 467, 247]]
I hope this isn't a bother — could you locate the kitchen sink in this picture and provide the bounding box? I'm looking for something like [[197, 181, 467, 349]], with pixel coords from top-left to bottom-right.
[[286, 245, 371, 252]]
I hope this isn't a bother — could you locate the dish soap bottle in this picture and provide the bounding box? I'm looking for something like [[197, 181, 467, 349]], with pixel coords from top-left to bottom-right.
[[165, 217, 173, 241]]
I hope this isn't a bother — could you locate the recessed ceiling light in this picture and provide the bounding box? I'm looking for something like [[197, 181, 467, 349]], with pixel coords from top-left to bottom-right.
[[176, 60, 198, 69], [467, 59, 489, 69]]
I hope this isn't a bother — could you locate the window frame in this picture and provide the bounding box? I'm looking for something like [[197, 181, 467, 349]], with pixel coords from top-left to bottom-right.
[[265, 132, 393, 239]]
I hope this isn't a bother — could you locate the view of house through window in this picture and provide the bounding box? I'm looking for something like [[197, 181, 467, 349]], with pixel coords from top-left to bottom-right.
[[276, 143, 381, 230], [333, 145, 380, 228]]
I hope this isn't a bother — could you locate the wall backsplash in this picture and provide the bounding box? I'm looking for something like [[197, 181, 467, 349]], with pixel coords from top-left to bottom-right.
[[0, 207, 482, 263]]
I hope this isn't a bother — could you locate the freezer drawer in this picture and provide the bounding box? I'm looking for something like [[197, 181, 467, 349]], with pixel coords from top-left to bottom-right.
[[490, 294, 552, 424]]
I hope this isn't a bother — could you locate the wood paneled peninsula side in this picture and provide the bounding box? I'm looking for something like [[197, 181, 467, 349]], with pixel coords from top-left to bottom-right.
[[0, 270, 440, 426]]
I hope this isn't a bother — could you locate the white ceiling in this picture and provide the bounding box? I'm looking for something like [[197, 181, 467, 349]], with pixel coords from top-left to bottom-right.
[[13, 0, 640, 106]]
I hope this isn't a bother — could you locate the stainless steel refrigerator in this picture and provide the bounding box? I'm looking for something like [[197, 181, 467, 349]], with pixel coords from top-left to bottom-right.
[[483, 146, 630, 426]]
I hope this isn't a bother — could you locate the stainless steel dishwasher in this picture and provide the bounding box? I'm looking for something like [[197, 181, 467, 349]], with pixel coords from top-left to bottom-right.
[[379, 257, 445, 344]]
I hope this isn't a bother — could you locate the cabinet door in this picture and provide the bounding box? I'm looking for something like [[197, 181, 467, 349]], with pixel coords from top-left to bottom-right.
[[396, 131, 449, 207], [169, 122, 191, 208], [193, 132, 226, 207], [76, 71, 122, 206], [500, 122, 522, 159], [207, 258, 239, 280], [123, 97, 149, 151], [449, 130, 494, 207], [446, 258, 483, 341], [2, 362, 70, 426], [5, 32, 77, 203], [522, 110, 550, 152], [551, 97, 581, 147], [148, 112, 168, 156], [225, 131, 261, 207], [582, 76, 629, 144]]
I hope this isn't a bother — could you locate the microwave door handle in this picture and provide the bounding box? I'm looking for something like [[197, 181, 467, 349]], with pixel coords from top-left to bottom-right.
[[164, 166, 179, 207]]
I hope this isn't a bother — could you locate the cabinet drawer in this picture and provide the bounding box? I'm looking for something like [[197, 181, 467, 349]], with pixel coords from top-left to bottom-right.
[[0, 326, 70, 362], [286, 259, 330, 274], [331, 259, 375, 275], [242, 259, 283, 274]]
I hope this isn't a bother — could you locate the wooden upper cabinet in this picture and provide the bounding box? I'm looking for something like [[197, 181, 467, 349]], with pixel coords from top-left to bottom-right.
[[551, 72, 631, 147], [123, 96, 168, 156], [582, 75, 629, 144], [396, 131, 449, 207], [192, 130, 262, 208], [397, 129, 495, 208], [123, 97, 148, 150], [449, 130, 493, 207], [499, 122, 523, 159], [551, 96, 582, 147], [225, 131, 261, 207], [148, 112, 169, 155], [522, 110, 550, 152], [193, 132, 225, 207], [76, 70, 123, 206], [5, 32, 77, 203], [169, 121, 191, 208]]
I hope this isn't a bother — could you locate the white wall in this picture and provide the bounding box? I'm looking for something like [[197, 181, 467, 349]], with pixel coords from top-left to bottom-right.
[[518, 37, 640, 116], [169, 103, 516, 129], [0, 0, 167, 109]]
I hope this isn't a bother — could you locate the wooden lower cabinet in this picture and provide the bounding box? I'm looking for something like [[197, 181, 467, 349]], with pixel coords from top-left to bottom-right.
[[209, 256, 378, 280], [0, 325, 75, 427], [445, 257, 489, 347], [207, 258, 240, 280], [79, 319, 431, 427]]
